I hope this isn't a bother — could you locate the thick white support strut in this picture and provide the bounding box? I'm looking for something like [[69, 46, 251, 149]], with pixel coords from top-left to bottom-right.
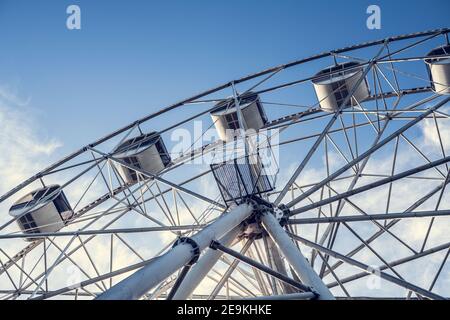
[[96, 203, 253, 300], [172, 226, 242, 300], [260, 212, 335, 300]]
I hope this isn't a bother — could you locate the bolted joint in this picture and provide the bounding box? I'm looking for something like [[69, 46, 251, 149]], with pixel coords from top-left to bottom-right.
[[239, 197, 272, 238], [277, 204, 291, 227], [241, 195, 272, 211], [172, 237, 200, 266], [237, 197, 293, 239], [258, 204, 290, 224]]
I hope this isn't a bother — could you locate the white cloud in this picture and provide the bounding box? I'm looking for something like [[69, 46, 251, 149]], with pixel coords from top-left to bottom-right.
[[0, 87, 62, 194], [420, 106, 450, 154]]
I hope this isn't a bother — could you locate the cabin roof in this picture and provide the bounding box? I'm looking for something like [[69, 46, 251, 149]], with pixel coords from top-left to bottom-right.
[[211, 92, 260, 116], [113, 132, 161, 157], [313, 61, 363, 85], [9, 185, 61, 217], [426, 45, 450, 64]]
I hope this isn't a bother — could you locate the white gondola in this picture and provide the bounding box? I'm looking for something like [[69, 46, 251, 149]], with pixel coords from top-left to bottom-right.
[[112, 132, 171, 184], [425, 45, 450, 95], [210, 92, 268, 142], [312, 62, 370, 112], [9, 185, 73, 240]]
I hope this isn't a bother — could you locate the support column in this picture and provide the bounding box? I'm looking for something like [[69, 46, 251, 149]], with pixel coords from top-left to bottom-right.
[[172, 225, 242, 300], [96, 203, 253, 300], [265, 236, 297, 294], [260, 211, 335, 300]]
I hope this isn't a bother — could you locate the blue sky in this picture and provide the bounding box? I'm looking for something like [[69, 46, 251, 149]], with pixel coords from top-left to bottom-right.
[[0, 0, 449, 156]]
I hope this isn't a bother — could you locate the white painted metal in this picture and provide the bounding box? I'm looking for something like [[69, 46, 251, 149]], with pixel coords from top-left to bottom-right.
[[312, 62, 371, 112], [425, 45, 450, 95], [113, 133, 171, 184], [260, 211, 335, 300], [96, 203, 253, 300], [210, 92, 267, 141], [9, 185, 73, 239], [172, 225, 242, 300]]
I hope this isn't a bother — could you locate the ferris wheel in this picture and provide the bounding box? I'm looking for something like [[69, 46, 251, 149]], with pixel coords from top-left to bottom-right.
[[0, 28, 450, 300]]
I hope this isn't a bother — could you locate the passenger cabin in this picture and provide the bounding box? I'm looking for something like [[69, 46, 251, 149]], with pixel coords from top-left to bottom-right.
[[312, 62, 370, 112], [113, 132, 171, 184], [210, 92, 268, 142], [9, 185, 73, 240], [425, 45, 450, 95]]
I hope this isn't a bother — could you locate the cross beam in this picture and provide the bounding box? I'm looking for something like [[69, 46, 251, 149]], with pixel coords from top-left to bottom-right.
[[96, 203, 253, 300]]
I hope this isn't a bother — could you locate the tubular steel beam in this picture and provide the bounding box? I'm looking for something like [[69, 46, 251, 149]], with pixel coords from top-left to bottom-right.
[[289, 233, 445, 300], [260, 212, 335, 300], [208, 238, 254, 300], [96, 203, 253, 300], [289, 155, 450, 216], [172, 226, 242, 300], [288, 210, 450, 225], [0, 225, 207, 240], [327, 242, 450, 289], [30, 256, 161, 300], [286, 96, 450, 209], [321, 181, 450, 278], [166, 265, 192, 300], [210, 241, 314, 294]]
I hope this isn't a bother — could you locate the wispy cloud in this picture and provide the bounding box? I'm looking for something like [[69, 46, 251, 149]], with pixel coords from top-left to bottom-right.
[[0, 86, 62, 194]]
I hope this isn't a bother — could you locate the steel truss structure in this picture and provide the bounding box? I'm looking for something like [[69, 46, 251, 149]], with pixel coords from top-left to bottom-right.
[[0, 28, 450, 300]]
